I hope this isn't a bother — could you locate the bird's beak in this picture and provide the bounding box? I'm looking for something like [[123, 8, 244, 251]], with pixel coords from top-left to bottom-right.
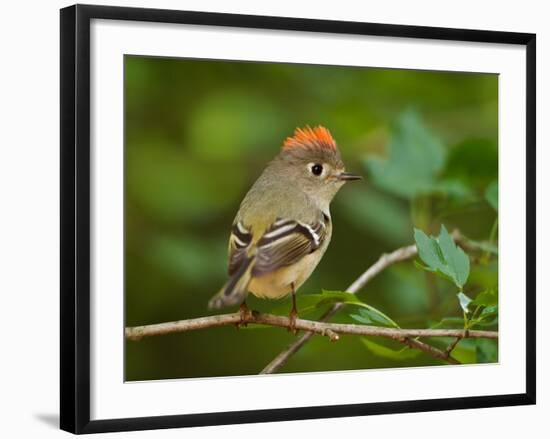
[[337, 172, 363, 181]]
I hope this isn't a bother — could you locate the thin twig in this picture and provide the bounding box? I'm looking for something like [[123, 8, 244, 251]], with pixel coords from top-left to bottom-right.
[[260, 244, 418, 374], [125, 312, 496, 342], [445, 337, 461, 356], [453, 229, 498, 256], [402, 337, 460, 365], [443, 329, 469, 360]]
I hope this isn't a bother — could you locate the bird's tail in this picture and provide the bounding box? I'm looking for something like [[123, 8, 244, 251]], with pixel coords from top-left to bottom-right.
[[208, 256, 255, 310]]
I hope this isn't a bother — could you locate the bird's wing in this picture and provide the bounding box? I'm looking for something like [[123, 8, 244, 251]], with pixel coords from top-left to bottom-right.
[[208, 222, 254, 310], [228, 221, 253, 276], [252, 217, 327, 276], [212, 216, 327, 309]]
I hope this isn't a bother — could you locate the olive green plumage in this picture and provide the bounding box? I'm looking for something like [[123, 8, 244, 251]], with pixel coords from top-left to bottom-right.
[[208, 126, 361, 310]]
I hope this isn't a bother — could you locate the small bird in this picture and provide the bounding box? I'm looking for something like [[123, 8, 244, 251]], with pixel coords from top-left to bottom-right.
[[208, 126, 361, 331]]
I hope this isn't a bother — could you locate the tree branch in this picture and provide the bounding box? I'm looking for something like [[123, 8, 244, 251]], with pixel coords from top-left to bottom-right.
[[125, 233, 497, 373], [125, 311, 496, 343]]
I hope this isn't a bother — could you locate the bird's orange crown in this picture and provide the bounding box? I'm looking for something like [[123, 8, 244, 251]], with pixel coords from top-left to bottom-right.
[[282, 126, 337, 152]]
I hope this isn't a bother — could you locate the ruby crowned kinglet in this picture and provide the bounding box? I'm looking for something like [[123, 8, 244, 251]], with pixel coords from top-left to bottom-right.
[[208, 126, 361, 328]]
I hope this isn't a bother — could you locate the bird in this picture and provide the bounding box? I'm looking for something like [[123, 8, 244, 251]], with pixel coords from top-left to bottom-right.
[[208, 126, 362, 332]]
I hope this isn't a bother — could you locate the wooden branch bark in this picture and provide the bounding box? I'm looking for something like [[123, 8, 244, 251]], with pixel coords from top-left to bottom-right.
[[125, 232, 496, 372], [125, 311, 496, 342]]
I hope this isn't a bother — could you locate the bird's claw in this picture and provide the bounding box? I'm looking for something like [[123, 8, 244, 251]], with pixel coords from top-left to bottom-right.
[[288, 309, 298, 335], [236, 302, 249, 329]]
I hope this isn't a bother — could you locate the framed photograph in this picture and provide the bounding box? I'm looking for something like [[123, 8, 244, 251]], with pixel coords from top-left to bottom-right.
[[60, 4, 536, 434]]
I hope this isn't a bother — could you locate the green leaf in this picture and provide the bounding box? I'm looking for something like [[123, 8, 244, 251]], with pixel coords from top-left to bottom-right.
[[479, 305, 498, 319], [414, 259, 456, 284], [438, 225, 470, 288], [414, 224, 470, 288], [272, 290, 399, 328], [414, 228, 444, 272], [471, 290, 498, 307], [365, 109, 446, 199], [485, 180, 498, 211], [414, 262, 456, 284], [468, 304, 498, 328], [350, 308, 396, 328], [457, 292, 473, 313], [326, 291, 361, 305], [270, 290, 363, 316], [361, 338, 421, 360], [413, 260, 432, 272], [476, 338, 498, 363], [433, 179, 474, 200], [318, 290, 399, 328]]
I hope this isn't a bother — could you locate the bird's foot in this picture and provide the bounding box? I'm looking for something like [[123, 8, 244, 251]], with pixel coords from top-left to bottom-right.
[[288, 308, 298, 335], [236, 302, 250, 329], [288, 282, 299, 335]]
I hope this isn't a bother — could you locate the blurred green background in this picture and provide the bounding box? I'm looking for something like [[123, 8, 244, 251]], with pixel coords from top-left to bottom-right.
[[125, 55, 498, 381]]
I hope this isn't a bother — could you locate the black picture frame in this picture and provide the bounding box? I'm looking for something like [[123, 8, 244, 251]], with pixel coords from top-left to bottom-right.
[[60, 4, 536, 434]]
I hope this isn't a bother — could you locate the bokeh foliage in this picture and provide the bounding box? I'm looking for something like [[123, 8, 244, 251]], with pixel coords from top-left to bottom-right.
[[125, 55, 498, 380]]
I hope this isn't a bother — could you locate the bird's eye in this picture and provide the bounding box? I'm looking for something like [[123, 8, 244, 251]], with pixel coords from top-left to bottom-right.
[[311, 164, 323, 176]]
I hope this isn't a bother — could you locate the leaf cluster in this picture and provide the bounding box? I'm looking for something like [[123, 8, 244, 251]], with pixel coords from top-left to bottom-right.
[[414, 225, 470, 289]]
